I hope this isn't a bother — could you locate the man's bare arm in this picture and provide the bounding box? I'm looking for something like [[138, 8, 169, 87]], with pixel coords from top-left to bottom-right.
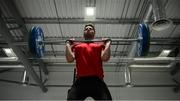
[[101, 40, 111, 62], [65, 42, 75, 63]]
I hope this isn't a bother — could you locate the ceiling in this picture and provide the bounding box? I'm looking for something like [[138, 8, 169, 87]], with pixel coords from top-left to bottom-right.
[[0, 0, 179, 53], [0, 0, 179, 65]]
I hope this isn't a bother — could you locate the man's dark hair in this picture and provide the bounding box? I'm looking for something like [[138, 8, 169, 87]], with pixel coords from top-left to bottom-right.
[[84, 23, 95, 31]]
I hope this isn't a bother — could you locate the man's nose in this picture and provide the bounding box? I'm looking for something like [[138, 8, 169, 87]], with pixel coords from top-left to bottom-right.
[[86, 29, 91, 32]]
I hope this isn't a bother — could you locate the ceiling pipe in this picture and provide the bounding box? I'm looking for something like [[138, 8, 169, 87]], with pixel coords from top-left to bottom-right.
[[0, 57, 18, 62], [123, 42, 138, 86], [0, 62, 176, 68], [129, 62, 176, 68], [132, 57, 179, 64], [0, 60, 177, 68], [0, 57, 179, 63], [0, 65, 24, 68], [144, 3, 153, 23], [0, 63, 177, 69], [21, 70, 29, 86], [151, 0, 173, 31]]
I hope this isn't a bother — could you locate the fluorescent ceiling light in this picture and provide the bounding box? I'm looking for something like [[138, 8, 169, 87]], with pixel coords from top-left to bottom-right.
[[85, 7, 95, 16], [3, 48, 16, 57], [158, 49, 171, 57], [163, 50, 171, 54], [4, 48, 12, 54]]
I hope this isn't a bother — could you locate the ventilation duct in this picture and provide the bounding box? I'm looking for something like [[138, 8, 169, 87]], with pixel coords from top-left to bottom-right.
[[151, 0, 173, 31]]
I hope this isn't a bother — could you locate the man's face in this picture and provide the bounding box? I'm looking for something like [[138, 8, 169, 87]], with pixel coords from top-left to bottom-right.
[[84, 26, 95, 40]]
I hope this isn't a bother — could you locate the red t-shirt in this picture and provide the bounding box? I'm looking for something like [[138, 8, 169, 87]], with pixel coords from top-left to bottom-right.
[[72, 43, 105, 79]]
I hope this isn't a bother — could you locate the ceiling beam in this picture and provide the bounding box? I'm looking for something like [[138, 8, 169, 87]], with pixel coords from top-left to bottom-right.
[[4, 17, 180, 25]]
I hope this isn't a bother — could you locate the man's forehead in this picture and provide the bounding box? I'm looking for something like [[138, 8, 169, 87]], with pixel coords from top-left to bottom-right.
[[85, 26, 93, 28]]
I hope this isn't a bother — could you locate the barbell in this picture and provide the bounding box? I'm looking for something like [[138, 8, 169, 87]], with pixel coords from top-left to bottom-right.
[[28, 23, 150, 58], [65, 38, 112, 44]]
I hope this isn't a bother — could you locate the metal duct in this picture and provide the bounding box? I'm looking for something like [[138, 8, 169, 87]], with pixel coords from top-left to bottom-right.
[[129, 62, 176, 68], [0, 65, 24, 68], [21, 70, 29, 86], [132, 57, 179, 64], [144, 2, 153, 23], [151, 0, 173, 31], [0, 57, 18, 62], [124, 42, 138, 86], [22, 70, 27, 83], [0, 57, 179, 64], [0, 57, 179, 68]]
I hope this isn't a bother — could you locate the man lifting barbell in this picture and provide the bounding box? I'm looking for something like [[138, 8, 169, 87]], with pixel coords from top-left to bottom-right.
[[66, 23, 112, 100], [28, 23, 150, 98]]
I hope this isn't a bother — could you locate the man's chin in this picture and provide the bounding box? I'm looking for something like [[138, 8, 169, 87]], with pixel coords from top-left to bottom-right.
[[84, 37, 94, 40], [84, 35, 94, 40]]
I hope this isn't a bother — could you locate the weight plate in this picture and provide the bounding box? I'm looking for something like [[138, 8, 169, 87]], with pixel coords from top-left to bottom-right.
[[137, 23, 150, 56], [28, 26, 45, 58]]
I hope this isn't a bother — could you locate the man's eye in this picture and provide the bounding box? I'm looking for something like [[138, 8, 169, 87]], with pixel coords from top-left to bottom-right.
[[85, 27, 93, 30], [87, 28, 92, 30]]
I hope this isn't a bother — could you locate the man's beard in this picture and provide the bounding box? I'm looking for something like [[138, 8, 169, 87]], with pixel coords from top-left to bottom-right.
[[84, 33, 94, 40]]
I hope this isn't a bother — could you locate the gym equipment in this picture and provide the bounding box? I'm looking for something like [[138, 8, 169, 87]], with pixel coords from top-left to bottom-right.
[[65, 38, 112, 43], [137, 23, 150, 56], [28, 23, 150, 58], [28, 26, 45, 58]]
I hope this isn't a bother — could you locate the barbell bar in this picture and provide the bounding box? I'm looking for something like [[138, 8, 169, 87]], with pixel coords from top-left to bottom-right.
[[11, 39, 180, 46], [65, 38, 138, 43]]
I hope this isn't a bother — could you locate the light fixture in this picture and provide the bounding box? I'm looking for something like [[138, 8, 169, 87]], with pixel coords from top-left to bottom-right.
[[85, 7, 95, 16], [163, 50, 171, 54], [4, 48, 12, 54], [85, 7, 96, 21], [158, 49, 171, 57], [3, 48, 16, 57]]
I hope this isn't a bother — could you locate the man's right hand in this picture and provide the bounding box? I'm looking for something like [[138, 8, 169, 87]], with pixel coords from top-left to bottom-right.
[[65, 38, 75, 63], [102, 38, 112, 45], [66, 38, 75, 45]]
